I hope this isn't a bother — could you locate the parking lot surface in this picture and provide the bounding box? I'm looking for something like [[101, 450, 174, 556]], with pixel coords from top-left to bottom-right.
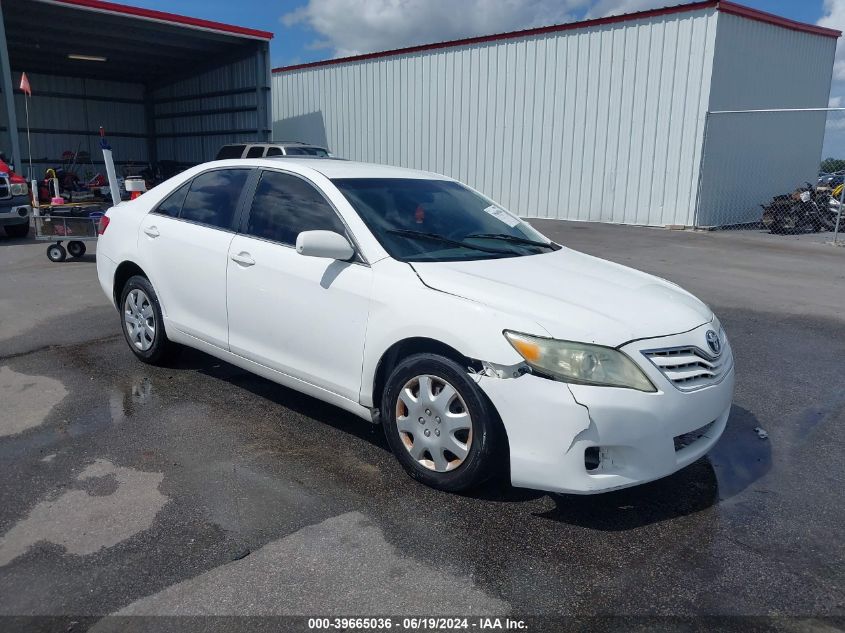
[[1, 224, 844, 627]]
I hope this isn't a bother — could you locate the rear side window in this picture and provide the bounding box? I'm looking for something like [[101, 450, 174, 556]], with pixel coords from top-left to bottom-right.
[[153, 182, 190, 217], [265, 147, 283, 157], [285, 146, 329, 157], [245, 170, 346, 245], [215, 145, 246, 160], [180, 169, 249, 230], [245, 146, 265, 158]]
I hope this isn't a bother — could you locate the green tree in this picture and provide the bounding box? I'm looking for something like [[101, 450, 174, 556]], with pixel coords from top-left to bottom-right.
[[820, 157, 845, 173]]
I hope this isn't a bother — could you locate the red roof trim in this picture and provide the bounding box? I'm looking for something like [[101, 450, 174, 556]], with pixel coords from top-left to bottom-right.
[[272, 0, 838, 74], [44, 0, 274, 40], [717, 1, 840, 38]]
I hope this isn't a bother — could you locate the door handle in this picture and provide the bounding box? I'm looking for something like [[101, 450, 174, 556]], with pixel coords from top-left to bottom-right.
[[143, 225, 160, 238], [230, 252, 255, 267]]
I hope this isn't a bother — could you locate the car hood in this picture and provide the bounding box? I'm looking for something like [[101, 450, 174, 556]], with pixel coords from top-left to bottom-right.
[[411, 248, 712, 347]]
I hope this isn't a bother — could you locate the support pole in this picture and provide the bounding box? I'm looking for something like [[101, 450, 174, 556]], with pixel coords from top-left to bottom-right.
[[24, 94, 32, 179], [256, 41, 271, 141], [0, 4, 22, 173]]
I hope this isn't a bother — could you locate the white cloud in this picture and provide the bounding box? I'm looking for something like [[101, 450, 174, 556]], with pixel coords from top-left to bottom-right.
[[818, 0, 845, 81], [283, 0, 593, 58], [817, 1, 845, 153], [584, 0, 663, 19]]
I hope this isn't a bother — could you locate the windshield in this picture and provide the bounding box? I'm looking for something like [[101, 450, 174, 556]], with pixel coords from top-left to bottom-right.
[[332, 178, 559, 262]]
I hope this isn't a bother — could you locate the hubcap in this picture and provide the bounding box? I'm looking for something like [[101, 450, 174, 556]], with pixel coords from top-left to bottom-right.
[[123, 289, 155, 351], [395, 374, 473, 472]]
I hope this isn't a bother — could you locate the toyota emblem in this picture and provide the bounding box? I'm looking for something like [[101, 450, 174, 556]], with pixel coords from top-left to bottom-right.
[[705, 330, 721, 356]]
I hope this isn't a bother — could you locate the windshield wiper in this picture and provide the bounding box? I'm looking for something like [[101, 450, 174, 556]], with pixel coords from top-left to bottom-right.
[[465, 233, 556, 249], [386, 229, 512, 254]]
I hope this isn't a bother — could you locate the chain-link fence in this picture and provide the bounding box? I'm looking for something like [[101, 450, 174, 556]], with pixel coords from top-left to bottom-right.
[[694, 107, 845, 244]]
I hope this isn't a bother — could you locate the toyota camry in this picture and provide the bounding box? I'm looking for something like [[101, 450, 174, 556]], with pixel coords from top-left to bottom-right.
[[96, 158, 734, 494]]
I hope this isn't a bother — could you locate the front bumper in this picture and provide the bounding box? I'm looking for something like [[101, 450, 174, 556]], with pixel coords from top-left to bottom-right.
[[476, 322, 735, 494], [0, 203, 31, 226]]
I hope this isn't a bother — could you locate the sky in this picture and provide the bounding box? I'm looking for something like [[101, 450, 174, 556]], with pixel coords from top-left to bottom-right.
[[119, 0, 845, 157]]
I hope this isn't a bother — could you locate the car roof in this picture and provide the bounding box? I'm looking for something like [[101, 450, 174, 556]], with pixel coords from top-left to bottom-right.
[[213, 157, 452, 181]]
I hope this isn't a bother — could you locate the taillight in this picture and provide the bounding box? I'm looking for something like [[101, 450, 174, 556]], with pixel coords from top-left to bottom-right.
[[97, 215, 110, 235]]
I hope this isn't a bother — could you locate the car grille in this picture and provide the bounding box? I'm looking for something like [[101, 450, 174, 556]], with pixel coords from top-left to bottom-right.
[[0, 176, 9, 200], [673, 420, 716, 451], [642, 340, 731, 392]]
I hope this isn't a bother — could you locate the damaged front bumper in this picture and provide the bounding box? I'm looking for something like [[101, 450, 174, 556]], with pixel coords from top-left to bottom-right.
[[474, 329, 735, 495]]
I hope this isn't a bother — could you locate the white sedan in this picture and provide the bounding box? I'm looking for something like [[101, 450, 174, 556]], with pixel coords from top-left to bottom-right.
[[96, 158, 734, 494]]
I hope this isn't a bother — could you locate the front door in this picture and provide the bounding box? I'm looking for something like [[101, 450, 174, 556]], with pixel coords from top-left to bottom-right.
[[226, 169, 372, 402]]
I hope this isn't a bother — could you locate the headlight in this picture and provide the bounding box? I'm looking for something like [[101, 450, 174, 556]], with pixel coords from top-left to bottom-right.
[[504, 331, 656, 392], [10, 183, 28, 196]]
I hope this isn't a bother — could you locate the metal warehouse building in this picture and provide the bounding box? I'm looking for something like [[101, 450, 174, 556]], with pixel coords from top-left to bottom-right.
[[0, 0, 272, 177], [272, 1, 838, 228]]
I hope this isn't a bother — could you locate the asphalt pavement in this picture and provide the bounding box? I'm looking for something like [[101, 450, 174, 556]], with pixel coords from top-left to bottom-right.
[[1, 223, 844, 631]]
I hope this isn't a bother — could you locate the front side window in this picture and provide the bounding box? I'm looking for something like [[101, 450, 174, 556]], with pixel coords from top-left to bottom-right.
[[244, 170, 346, 246], [245, 146, 265, 158], [180, 169, 249, 230], [266, 147, 283, 157], [332, 178, 558, 262]]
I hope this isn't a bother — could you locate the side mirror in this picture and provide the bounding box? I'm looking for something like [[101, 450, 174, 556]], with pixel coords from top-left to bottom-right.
[[296, 230, 355, 261]]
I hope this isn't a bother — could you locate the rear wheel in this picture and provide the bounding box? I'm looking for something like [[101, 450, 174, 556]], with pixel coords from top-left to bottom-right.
[[119, 275, 178, 365], [382, 353, 501, 492], [67, 240, 86, 258], [4, 222, 29, 238]]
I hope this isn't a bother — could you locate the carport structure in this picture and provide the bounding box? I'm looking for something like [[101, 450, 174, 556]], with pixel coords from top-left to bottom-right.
[[0, 0, 272, 178]]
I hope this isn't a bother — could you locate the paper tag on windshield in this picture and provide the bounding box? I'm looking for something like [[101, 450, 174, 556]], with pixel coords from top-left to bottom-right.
[[483, 204, 520, 227]]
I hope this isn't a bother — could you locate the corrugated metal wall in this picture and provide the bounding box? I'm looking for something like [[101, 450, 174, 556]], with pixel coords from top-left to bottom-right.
[[696, 13, 837, 226], [0, 47, 271, 179], [152, 53, 270, 165], [4, 73, 147, 179], [272, 8, 718, 226]]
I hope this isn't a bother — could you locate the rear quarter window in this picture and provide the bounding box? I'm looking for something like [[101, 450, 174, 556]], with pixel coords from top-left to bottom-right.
[[180, 169, 250, 230], [152, 182, 190, 217]]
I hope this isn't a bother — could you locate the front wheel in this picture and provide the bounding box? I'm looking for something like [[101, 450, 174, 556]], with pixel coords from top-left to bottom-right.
[[47, 243, 66, 262], [381, 353, 502, 492], [119, 275, 179, 365]]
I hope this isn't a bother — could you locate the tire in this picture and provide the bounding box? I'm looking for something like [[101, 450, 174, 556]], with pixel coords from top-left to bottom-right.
[[781, 209, 800, 234], [381, 353, 501, 492], [47, 243, 66, 262], [4, 222, 29, 238], [67, 240, 86, 258], [118, 275, 179, 365], [820, 214, 836, 231]]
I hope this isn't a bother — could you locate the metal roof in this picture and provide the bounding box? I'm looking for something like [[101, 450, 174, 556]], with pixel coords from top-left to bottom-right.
[[273, 0, 840, 74], [3, 0, 272, 84]]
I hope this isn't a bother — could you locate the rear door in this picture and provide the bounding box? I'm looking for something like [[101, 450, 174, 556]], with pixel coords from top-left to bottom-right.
[[138, 168, 252, 349], [226, 169, 373, 401]]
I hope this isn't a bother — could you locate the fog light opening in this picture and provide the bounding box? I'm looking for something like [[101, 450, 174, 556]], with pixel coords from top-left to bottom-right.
[[584, 446, 601, 472]]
